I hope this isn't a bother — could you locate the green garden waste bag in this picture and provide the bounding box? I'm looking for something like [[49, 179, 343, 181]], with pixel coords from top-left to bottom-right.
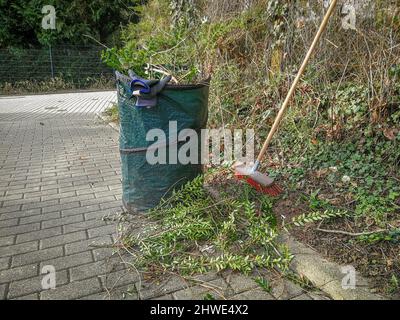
[[115, 72, 210, 213]]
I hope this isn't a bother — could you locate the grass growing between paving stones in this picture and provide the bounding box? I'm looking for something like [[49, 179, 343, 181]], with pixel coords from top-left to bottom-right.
[[102, 103, 119, 123]]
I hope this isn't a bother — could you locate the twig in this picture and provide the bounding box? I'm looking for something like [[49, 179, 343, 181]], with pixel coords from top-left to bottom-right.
[[150, 37, 187, 58], [184, 276, 227, 300], [325, 38, 339, 49], [83, 34, 110, 49], [316, 228, 387, 237], [146, 64, 179, 84]]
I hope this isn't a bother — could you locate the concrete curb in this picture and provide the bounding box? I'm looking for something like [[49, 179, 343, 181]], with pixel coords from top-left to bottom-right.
[[96, 112, 120, 132], [279, 233, 386, 300]]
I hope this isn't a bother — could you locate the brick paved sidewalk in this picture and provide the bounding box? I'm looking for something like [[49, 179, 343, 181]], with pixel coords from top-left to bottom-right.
[[0, 92, 330, 300]]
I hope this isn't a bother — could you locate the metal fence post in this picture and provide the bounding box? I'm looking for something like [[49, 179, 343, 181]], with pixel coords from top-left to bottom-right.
[[49, 45, 54, 78]]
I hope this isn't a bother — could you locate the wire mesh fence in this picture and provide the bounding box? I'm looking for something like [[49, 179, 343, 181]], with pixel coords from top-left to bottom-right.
[[0, 45, 114, 87]]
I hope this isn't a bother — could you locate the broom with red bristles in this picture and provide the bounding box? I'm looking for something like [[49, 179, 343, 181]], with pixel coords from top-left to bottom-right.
[[234, 0, 338, 196]]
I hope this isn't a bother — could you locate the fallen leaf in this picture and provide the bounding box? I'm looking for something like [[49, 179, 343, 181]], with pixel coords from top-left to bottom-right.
[[315, 168, 329, 178], [383, 128, 397, 140]]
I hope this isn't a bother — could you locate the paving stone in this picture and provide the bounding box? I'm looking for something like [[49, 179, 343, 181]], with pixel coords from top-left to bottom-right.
[[79, 196, 117, 208], [61, 204, 100, 217], [58, 184, 93, 194], [2, 198, 39, 208], [42, 202, 80, 214], [0, 257, 11, 271], [0, 284, 7, 299], [19, 211, 61, 225], [76, 186, 109, 196], [11, 293, 40, 300], [94, 190, 119, 200], [84, 210, 111, 221], [79, 292, 109, 300], [186, 272, 219, 283], [100, 269, 140, 290], [8, 186, 40, 196], [80, 284, 138, 300], [87, 224, 116, 238], [107, 284, 139, 300], [291, 293, 313, 300], [22, 200, 59, 211], [8, 270, 69, 299], [0, 240, 39, 257], [59, 193, 95, 204], [0, 264, 39, 284], [0, 205, 22, 215], [41, 214, 84, 229], [63, 220, 105, 234], [99, 201, 123, 210], [24, 191, 48, 200], [151, 294, 174, 300], [41, 231, 87, 249], [12, 246, 64, 267], [16, 226, 62, 243], [271, 279, 305, 300], [308, 292, 331, 300], [1, 194, 24, 202], [70, 260, 118, 282], [92, 247, 117, 262], [0, 222, 40, 237], [40, 277, 102, 300], [3, 208, 41, 220], [0, 218, 19, 228], [230, 288, 275, 300], [151, 276, 194, 296], [172, 278, 229, 300], [107, 184, 122, 192], [40, 251, 93, 271], [225, 272, 258, 294], [0, 235, 15, 247], [64, 235, 113, 255], [0, 212, 17, 221], [41, 191, 76, 202], [41, 184, 63, 192]]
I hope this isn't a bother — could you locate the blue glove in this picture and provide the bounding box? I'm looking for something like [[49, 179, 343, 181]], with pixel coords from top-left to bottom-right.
[[128, 70, 171, 108]]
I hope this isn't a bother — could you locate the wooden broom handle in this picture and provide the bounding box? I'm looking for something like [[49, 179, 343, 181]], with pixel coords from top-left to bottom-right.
[[256, 0, 337, 164]]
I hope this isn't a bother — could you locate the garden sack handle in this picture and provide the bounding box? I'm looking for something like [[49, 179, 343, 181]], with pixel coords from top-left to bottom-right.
[[255, 0, 338, 165]]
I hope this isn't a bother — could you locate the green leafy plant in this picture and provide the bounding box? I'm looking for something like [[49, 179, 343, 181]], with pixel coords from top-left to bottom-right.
[[291, 210, 348, 227], [357, 229, 400, 244], [203, 293, 216, 300], [308, 190, 331, 210], [118, 174, 293, 278], [254, 277, 272, 293], [387, 275, 399, 294]]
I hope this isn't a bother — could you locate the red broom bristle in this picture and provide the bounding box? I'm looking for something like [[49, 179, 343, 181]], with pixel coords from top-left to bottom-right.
[[235, 175, 283, 197]]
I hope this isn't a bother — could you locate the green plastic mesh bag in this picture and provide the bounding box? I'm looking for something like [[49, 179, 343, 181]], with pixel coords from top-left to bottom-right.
[[116, 73, 209, 213]]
